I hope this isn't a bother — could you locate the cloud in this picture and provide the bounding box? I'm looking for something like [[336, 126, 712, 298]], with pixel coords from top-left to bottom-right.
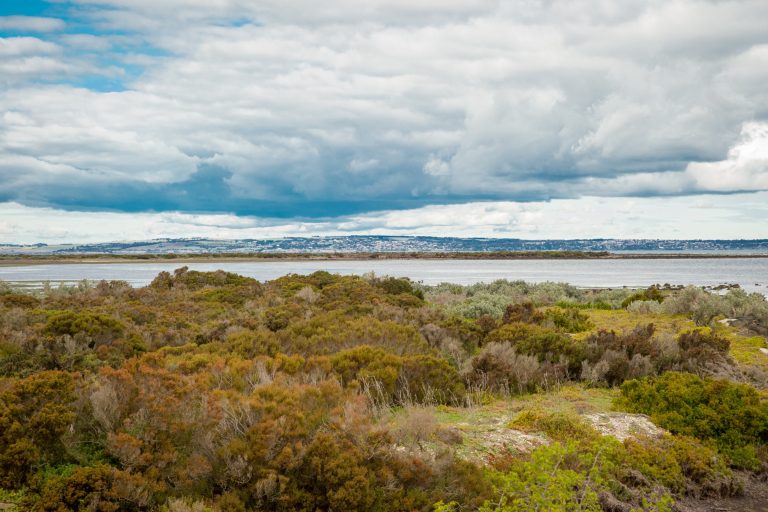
[[0, 0, 767, 222], [3, 191, 768, 244], [686, 122, 768, 192], [421, 156, 448, 177], [0, 16, 66, 33], [0, 37, 90, 85], [0, 37, 60, 56], [574, 121, 768, 197]]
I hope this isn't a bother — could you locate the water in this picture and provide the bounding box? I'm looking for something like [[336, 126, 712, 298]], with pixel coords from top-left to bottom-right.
[[1, 258, 768, 294]]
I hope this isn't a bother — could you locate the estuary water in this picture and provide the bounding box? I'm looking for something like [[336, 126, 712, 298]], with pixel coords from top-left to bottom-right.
[[1, 258, 768, 294]]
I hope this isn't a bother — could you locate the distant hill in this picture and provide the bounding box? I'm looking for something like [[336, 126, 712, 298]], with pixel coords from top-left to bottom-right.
[[2, 236, 768, 255]]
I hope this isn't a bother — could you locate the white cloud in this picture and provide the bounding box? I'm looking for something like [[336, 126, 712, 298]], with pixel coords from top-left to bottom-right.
[[0, 37, 60, 56], [0, 16, 65, 32], [423, 156, 449, 177], [686, 122, 768, 192], [575, 121, 768, 196], [60, 34, 113, 51]]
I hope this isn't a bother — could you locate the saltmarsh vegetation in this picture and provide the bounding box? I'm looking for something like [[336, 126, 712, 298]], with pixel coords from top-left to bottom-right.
[[0, 270, 766, 511]]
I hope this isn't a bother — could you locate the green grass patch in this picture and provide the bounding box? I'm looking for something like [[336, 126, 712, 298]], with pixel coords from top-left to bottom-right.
[[728, 334, 768, 369], [580, 309, 695, 338]]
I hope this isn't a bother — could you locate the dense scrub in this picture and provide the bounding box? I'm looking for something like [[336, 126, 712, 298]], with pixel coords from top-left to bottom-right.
[[617, 372, 768, 468], [0, 271, 766, 511]]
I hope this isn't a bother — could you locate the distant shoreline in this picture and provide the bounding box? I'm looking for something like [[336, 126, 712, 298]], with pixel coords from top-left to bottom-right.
[[3, 251, 768, 266]]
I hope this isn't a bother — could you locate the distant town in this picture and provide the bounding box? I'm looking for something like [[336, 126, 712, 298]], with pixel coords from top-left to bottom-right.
[[2, 236, 768, 255]]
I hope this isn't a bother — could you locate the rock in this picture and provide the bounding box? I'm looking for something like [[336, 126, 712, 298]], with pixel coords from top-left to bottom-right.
[[453, 416, 549, 464], [583, 412, 665, 441], [598, 492, 632, 512], [622, 469, 651, 488]]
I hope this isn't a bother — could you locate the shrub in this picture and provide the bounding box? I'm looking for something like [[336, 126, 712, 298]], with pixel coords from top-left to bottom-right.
[[464, 343, 552, 394], [487, 322, 580, 365], [622, 435, 739, 498], [450, 292, 511, 319], [479, 441, 603, 512], [580, 325, 664, 386], [225, 329, 280, 358], [627, 300, 663, 314], [660, 287, 768, 330], [393, 406, 439, 450], [0, 371, 77, 488], [263, 303, 303, 332], [501, 303, 542, 324], [677, 329, 729, 355], [331, 346, 402, 394], [193, 286, 258, 306], [617, 372, 768, 468], [661, 287, 721, 325], [150, 266, 258, 291], [284, 315, 430, 356], [44, 311, 125, 346], [401, 355, 465, 403], [541, 308, 594, 333], [0, 293, 40, 309], [372, 277, 425, 301], [622, 287, 664, 309], [501, 304, 593, 332], [26, 465, 124, 512], [676, 329, 732, 375], [331, 346, 464, 404]]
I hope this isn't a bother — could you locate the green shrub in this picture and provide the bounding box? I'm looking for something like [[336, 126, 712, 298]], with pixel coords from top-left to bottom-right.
[[508, 410, 599, 443], [24, 465, 124, 511], [622, 435, 738, 497], [541, 308, 594, 333], [150, 266, 258, 290], [373, 277, 424, 301], [501, 304, 593, 332], [0, 293, 40, 309], [263, 303, 303, 331], [330, 346, 464, 404], [617, 372, 768, 468], [622, 287, 664, 309], [0, 371, 77, 488], [225, 329, 279, 357], [44, 311, 124, 345], [487, 323, 580, 362], [480, 441, 604, 512]]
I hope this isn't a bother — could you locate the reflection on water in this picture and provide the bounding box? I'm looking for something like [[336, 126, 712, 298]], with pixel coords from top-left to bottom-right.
[[1, 258, 767, 294]]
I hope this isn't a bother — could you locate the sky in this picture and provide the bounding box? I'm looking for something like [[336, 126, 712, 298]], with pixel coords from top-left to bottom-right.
[[1, 0, 767, 243]]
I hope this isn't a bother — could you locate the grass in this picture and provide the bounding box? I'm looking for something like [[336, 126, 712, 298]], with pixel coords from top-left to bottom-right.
[[729, 335, 767, 366], [714, 322, 768, 373], [0, 487, 24, 509], [580, 309, 696, 339], [435, 384, 617, 426], [429, 384, 618, 461]]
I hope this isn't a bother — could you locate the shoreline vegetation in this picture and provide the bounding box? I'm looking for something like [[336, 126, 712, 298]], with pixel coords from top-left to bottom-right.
[[2, 250, 768, 266], [1, 269, 767, 511]]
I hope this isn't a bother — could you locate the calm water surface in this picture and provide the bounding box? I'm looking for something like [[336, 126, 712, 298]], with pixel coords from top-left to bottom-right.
[[2, 258, 768, 294]]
